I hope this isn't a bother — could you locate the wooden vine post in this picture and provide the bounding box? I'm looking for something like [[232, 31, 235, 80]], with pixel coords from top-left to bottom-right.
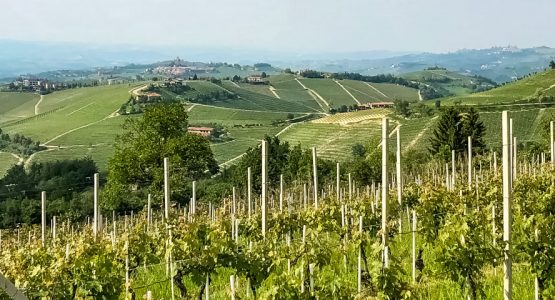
[[551, 121, 554, 166], [93, 173, 99, 240], [381, 117, 389, 268], [261, 140, 268, 238], [468, 137, 472, 190], [336, 163, 340, 201], [247, 167, 252, 218], [312, 147, 318, 208], [164, 157, 170, 220], [502, 111, 512, 299], [396, 127, 402, 206], [41, 191, 46, 246]]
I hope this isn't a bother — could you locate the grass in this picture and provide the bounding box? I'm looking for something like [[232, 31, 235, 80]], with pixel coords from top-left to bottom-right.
[[0, 152, 18, 177], [402, 69, 496, 97], [298, 78, 357, 107], [0, 92, 40, 124], [313, 109, 390, 125]]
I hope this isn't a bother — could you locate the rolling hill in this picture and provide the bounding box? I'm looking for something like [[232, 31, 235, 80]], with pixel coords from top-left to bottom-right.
[[401, 68, 497, 97], [440, 68, 555, 105]]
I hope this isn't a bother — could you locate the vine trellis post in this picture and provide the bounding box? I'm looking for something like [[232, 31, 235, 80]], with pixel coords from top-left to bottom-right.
[[502, 111, 512, 300]]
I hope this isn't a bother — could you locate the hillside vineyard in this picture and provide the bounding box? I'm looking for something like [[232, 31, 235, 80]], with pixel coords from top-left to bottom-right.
[[1, 112, 555, 299]]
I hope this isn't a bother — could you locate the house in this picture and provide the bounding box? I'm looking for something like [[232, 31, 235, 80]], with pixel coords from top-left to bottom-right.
[[145, 92, 162, 101], [187, 126, 214, 137], [358, 102, 394, 109], [247, 75, 267, 84]]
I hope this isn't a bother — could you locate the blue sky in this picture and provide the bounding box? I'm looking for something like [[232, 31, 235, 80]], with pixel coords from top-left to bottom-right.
[[1, 0, 553, 53]]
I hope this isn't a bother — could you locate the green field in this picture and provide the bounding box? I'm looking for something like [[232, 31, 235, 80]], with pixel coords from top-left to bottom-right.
[[367, 82, 419, 101], [213, 125, 285, 164], [0, 92, 40, 124], [298, 78, 356, 107], [31, 145, 115, 171], [2, 84, 134, 143], [279, 121, 383, 161], [188, 105, 300, 126], [441, 69, 555, 105], [402, 69, 497, 97]]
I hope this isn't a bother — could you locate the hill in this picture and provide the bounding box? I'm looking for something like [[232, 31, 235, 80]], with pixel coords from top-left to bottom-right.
[[440, 69, 555, 105], [401, 68, 497, 97]]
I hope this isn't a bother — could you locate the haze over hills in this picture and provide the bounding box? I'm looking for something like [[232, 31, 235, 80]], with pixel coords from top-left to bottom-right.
[[2, 39, 555, 84]]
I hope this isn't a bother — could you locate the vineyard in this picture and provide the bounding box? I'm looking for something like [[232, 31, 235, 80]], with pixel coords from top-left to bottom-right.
[[1, 112, 554, 299]]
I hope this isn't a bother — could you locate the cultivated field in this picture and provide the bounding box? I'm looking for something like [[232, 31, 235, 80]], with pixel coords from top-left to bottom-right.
[[0, 92, 40, 124], [0, 152, 18, 177]]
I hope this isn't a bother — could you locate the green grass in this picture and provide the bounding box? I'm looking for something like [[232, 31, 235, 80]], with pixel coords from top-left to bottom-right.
[[0, 92, 40, 124], [0, 152, 18, 177], [402, 69, 496, 97], [234, 82, 276, 98], [2, 84, 134, 144], [298, 78, 356, 107]]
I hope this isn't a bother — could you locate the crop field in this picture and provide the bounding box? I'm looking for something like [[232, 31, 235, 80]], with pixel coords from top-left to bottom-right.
[[220, 84, 321, 113], [397, 116, 439, 153], [338, 80, 389, 102], [2, 84, 134, 143], [366, 82, 419, 101], [188, 105, 300, 126], [313, 109, 390, 125], [298, 78, 357, 107], [234, 82, 276, 98], [279, 121, 383, 161], [31, 145, 115, 171], [443, 69, 555, 105], [267, 74, 299, 89], [0, 92, 40, 124], [213, 125, 285, 164]]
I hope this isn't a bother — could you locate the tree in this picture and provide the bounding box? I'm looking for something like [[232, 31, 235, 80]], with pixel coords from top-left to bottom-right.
[[429, 107, 486, 159], [104, 103, 219, 211], [394, 100, 411, 117], [429, 107, 465, 159], [461, 108, 485, 154], [193, 74, 198, 80], [550, 60, 555, 69], [351, 143, 367, 158], [261, 72, 267, 78], [232, 75, 240, 82]]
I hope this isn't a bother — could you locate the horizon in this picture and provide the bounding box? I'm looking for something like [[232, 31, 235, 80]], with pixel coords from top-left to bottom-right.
[[2, 0, 554, 53]]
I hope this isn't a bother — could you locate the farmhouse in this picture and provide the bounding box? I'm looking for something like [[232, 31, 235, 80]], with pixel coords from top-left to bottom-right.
[[187, 126, 214, 137], [247, 75, 267, 84], [359, 102, 394, 110], [145, 92, 162, 101]]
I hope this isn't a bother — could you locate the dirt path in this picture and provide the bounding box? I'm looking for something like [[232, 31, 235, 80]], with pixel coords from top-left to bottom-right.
[[129, 85, 148, 97], [334, 80, 362, 105], [295, 78, 330, 111], [418, 90, 423, 101], [269, 86, 281, 99], [34, 94, 44, 115], [364, 82, 389, 98], [405, 116, 439, 151], [228, 80, 241, 88], [187, 104, 198, 112]]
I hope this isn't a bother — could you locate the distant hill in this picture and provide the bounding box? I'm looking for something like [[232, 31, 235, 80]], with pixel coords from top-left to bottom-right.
[[281, 47, 555, 84], [401, 67, 498, 97]]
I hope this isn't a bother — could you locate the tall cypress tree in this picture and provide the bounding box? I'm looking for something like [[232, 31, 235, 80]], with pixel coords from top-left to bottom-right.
[[462, 108, 486, 154]]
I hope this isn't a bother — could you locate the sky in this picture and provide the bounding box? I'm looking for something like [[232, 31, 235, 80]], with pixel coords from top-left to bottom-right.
[[1, 0, 554, 53]]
